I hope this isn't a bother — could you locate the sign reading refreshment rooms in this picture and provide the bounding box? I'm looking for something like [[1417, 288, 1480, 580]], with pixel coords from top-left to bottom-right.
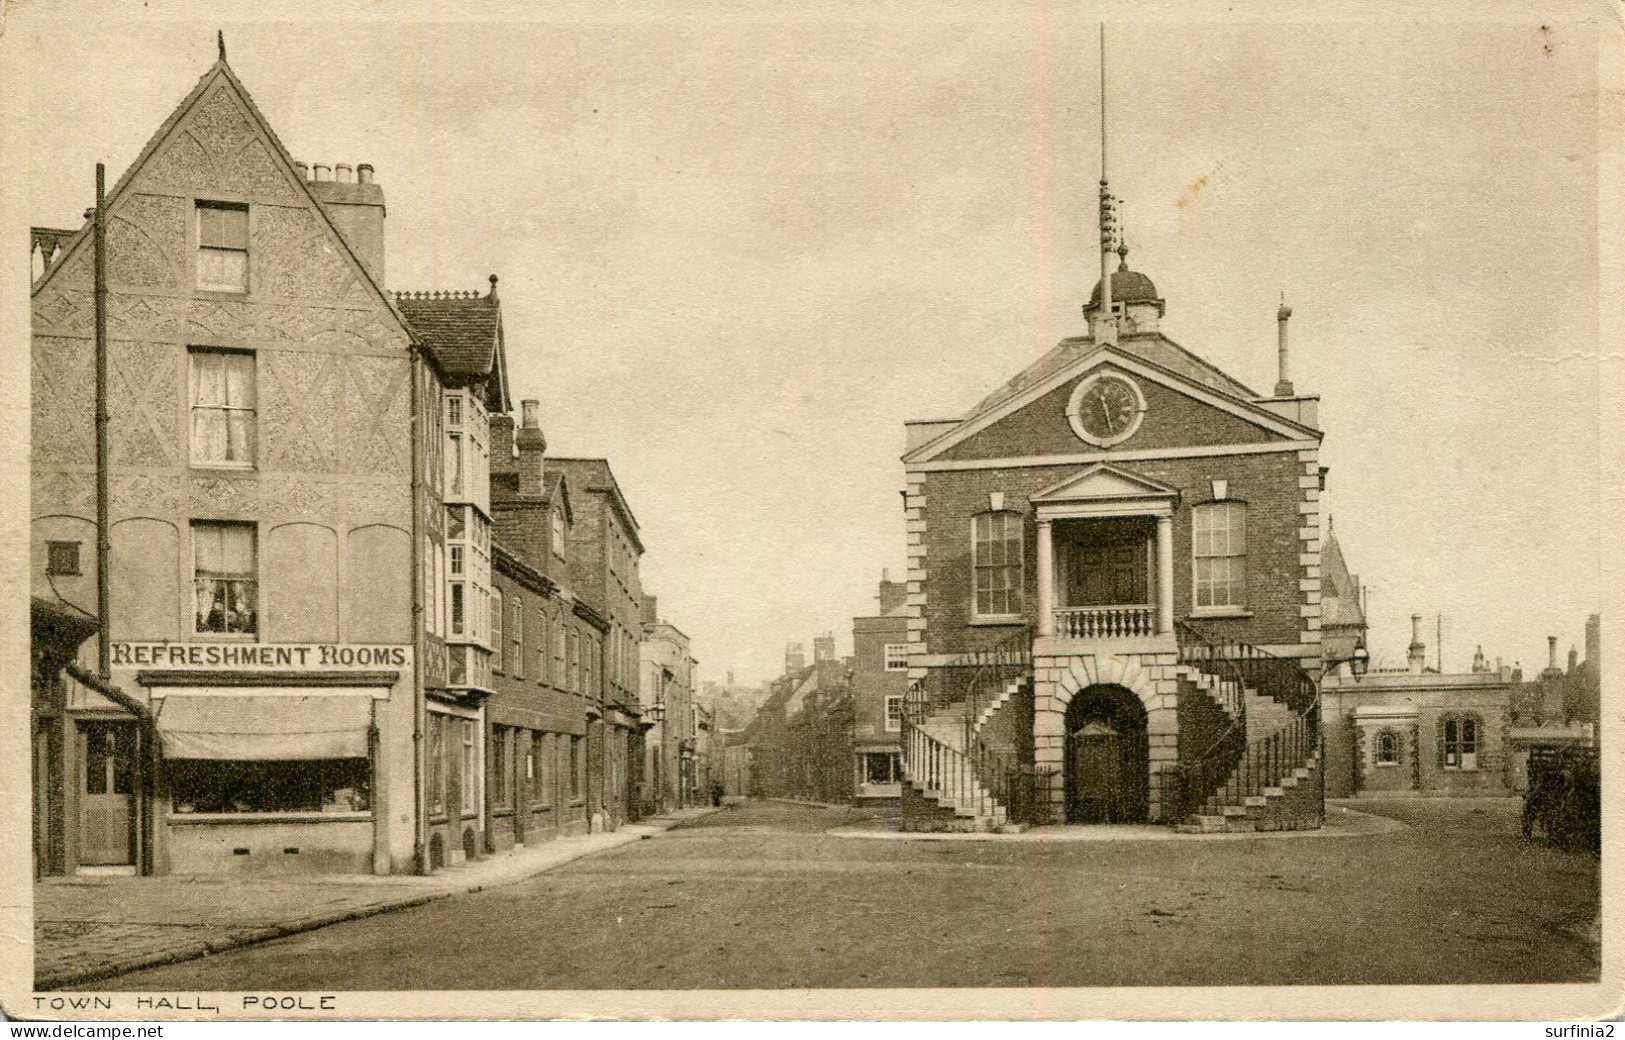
[[111, 642, 412, 670]]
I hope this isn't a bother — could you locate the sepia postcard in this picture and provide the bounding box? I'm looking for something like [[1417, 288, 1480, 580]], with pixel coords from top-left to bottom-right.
[[1, 0, 1621, 1024]]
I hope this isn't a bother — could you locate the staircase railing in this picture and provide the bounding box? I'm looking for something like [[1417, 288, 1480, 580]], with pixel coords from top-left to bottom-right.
[[900, 628, 1035, 823], [1165, 621, 1322, 822]]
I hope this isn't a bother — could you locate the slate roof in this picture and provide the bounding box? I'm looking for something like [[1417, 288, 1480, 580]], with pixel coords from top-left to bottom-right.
[[1320, 528, 1367, 629], [393, 290, 501, 381], [965, 332, 1258, 423]]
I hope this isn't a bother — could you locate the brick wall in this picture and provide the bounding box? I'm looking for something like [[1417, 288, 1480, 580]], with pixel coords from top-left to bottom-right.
[[915, 448, 1314, 657]]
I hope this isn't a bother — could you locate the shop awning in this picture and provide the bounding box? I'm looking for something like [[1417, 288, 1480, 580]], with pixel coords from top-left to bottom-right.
[[156, 694, 372, 760]]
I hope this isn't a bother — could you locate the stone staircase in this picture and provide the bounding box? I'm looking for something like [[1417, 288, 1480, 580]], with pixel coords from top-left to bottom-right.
[[898, 700, 1010, 831], [1175, 749, 1323, 833]]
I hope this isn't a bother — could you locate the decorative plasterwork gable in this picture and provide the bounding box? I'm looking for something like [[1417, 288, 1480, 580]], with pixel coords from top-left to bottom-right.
[[30, 60, 415, 347], [903, 345, 1318, 466], [1030, 463, 1179, 518]]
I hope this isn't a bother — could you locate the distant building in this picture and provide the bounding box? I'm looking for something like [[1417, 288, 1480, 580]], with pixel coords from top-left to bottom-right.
[[851, 573, 908, 804], [1322, 613, 1598, 797], [640, 596, 698, 813]]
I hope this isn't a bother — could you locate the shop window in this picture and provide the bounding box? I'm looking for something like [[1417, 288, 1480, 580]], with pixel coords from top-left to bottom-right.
[[189, 348, 256, 467], [1442, 715, 1479, 771], [428, 714, 447, 816], [885, 695, 904, 732], [461, 719, 478, 814], [1193, 501, 1247, 610], [972, 511, 1024, 618], [193, 521, 257, 635], [864, 752, 900, 785], [883, 643, 909, 672], [169, 759, 369, 814], [197, 200, 248, 292]]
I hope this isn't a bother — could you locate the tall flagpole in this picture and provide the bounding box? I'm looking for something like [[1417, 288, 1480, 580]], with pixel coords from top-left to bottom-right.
[[1097, 24, 1118, 346], [93, 163, 111, 681]]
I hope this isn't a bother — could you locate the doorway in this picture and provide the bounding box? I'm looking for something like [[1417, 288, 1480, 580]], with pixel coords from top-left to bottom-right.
[[78, 721, 137, 867], [1064, 684, 1149, 823], [1065, 517, 1150, 607]]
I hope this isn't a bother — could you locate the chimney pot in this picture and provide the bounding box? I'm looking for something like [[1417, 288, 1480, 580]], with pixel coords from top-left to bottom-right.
[[313, 163, 333, 182], [295, 161, 309, 179], [522, 400, 540, 429], [356, 163, 374, 184], [335, 163, 354, 183]]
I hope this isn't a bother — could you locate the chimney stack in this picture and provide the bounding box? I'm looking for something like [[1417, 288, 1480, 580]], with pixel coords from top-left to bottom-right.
[[1568, 646, 1579, 674], [516, 398, 546, 498], [1407, 613, 1427, 674], [357, 163, 375, 185], [1274, 300, 1295, 397]]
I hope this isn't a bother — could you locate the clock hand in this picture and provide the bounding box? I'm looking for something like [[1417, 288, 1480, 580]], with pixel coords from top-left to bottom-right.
[[1100, 393, 1115, 433]]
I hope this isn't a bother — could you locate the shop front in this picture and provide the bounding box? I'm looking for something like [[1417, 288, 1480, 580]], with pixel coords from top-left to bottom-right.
[[98, 641, 415, 876]]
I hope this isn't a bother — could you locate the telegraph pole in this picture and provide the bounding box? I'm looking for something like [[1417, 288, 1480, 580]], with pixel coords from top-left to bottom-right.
[[93, 163, 111, 680]]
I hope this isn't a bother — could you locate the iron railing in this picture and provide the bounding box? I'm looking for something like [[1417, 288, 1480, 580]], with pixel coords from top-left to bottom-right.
[[1164, 621, 1323, 823], [900, 627, 1036, 825]]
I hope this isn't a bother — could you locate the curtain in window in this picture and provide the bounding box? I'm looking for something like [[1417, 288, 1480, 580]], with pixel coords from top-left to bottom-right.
[[194, 523, 256, 634]]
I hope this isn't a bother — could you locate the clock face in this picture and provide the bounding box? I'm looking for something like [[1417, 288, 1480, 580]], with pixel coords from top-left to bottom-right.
[[1067, 373, 1147, 447]]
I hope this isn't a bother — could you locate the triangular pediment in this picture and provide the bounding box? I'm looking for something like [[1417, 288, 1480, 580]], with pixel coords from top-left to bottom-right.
[[1031, 463, 1180, 504], [904, 344, 1317, 466]]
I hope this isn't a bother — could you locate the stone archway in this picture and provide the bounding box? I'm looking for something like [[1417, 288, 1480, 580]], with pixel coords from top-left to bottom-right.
[[1064, 684, 1148, 823], [1034, 650, 1180, 823]]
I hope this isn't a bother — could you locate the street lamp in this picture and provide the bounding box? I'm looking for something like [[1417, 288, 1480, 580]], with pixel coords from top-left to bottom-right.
[[1324, 640, 1370, 680]]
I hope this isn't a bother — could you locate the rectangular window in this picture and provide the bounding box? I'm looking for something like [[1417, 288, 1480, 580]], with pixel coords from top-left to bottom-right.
[[46, 540, 81, 576], [448, 432, 464, 496], [461, 719, 478, 814], [864, 752, 899, 785], [1193, 502, 1248, 609], [536, 614, 549, 683], [511, 596, 525, 679], [446, 395, 462, 429], [197, 201, 248, 292], [491, 589, 504, 672], [973, 512, 1024, 617], [428, 714, 447, 816], [883, 643, 909, 672], [885, 695, 904, 732], [568, 630, 580, 693], [554, 624, 566, 687], [189, 348, 255, 466], [1443, 717, 1478, 771], [489, 726, 510, 809], [168, 759, 369, 814], [570, 735, 583, 800], [193, 521, 257, 635], [552, 511, 566, 557], [450, 582, 465, 636], [538, 733, 555, 806], [449, 545, 464, 577]]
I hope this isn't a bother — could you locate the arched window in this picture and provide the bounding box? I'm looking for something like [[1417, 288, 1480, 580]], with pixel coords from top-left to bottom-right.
[[972, 511, 1024, 619], [1376, 730, 1399, 765], [1442, 714, 1479, 771], [1192, 501, 1247, 610]]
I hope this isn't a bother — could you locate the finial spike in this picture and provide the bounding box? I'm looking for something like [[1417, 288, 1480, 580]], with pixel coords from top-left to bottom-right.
[[218, 30, 226, 62]]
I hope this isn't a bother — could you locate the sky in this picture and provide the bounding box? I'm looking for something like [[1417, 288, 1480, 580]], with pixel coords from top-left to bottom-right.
[[7, 1, 1620, 686]]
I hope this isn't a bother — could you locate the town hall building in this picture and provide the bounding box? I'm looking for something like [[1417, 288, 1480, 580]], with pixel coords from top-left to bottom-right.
[[899, 181, 1331, 830]]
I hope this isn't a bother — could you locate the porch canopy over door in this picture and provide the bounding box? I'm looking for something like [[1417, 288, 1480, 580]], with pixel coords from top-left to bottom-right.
[[155, 694, 373, 760], [1029, 463, 1180, 638]]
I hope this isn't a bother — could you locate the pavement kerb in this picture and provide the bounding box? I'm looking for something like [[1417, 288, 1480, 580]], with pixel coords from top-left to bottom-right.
[[822, 805, 1409, 843], [36, 809, 721, 991]]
